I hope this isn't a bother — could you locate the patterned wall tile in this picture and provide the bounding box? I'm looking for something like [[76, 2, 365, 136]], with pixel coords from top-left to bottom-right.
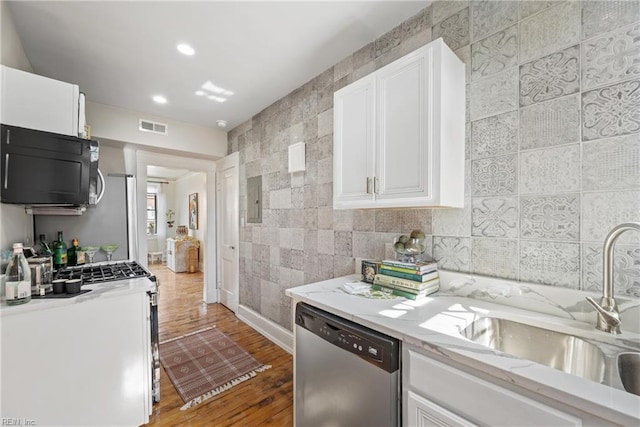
[[472, 196, 518, 238], [582, 243, 640, 297], [520, 1, 580, 64], [519, 94, 580, 150], [471, 154, 517, 196], [471, 25, 517, 81], [375, 210, 403, 233], [519, 144, 580, 194], [353, 210, 375, 232], [401, 209, 432, 235], [433, 0, 469, 25], [432, 201, 472, 236], [470, 67, 519, 120], [520, 1, 555, 20], [375, 25, 403, 58], [582, 22, 640, 91], [520, 194, 580, 240], [317, 229, 334, 255], [455, 45, 471, 83], [470, 0, 518, 42], [582, 190, 640, 244], [334, 231, 353, 257], [582, 79, 640, 141], [582, 135, 640, 191], [582, 0, 640, 40], [433, 236, 471, 272], [402, 7, 432, 41], [471, 110, 518, 159], [465, 122, 471, 159], [471, 238, 519, 279], [432, 7, 469, 51], [520, 241, 580, 288], [520, 45, 580, 107]]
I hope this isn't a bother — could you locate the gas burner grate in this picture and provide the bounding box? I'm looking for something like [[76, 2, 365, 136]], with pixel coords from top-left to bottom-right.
[[55, 261, 151, 284]]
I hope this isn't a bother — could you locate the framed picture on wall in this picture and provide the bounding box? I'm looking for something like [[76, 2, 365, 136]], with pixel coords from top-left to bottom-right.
[[189, 193, 198, 230]]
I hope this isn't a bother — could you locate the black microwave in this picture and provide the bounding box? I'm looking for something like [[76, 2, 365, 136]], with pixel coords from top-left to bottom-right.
[[1, 124, 99, 206]]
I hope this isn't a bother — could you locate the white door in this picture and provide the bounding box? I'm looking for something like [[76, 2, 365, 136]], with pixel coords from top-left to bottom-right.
[[333, 75, 375, 208], [216, 152, 239, 313], [377, 47, 431, 201]]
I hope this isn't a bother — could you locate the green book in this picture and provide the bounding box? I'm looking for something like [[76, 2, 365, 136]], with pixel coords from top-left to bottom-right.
[[381, 259, 437, 273], [374, 273, 439, 291], [379, 268, 439, 283], [371, 283, 439, 300]]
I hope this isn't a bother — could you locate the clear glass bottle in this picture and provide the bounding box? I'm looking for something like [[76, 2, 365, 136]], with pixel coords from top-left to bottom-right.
[[4, 243, 32, 306], [53, 231, 67, 269], [39, 234, 53, 256]]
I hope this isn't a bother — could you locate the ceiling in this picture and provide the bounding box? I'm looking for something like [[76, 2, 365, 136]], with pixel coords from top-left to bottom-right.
[[7, 1, 429, 131], [147, 165, 192, 181]]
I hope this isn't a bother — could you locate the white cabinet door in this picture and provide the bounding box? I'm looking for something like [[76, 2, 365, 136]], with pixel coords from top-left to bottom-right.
[[333, 75, 375, 207], [406, 390, 477, 427], [377, 48, 430, 202], [332, 38, 464, 210], [0, 65, 80, 136]]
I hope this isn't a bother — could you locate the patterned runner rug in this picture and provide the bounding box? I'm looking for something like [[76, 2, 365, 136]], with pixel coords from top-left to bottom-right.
[[160, 327, 271, 410]]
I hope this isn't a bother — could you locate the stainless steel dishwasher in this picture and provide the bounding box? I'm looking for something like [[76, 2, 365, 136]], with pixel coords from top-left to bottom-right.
[[295, 302, 400, 427]]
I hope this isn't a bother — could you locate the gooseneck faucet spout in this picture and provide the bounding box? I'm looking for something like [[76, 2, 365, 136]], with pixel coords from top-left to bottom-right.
[[586, 222, 640, 334]]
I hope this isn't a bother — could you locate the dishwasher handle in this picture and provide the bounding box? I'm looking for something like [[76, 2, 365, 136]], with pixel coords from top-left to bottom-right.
[[296, 302, 400, 373]]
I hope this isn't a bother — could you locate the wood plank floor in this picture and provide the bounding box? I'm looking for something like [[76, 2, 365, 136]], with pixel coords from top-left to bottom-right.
[[145, 264, 293, 426]]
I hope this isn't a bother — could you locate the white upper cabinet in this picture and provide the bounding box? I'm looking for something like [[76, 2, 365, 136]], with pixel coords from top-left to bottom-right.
[[0, 65, 81, 137], [333, 38, 465, 209]]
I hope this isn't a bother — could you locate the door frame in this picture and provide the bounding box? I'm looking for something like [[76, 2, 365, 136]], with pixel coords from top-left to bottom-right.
[[216, 152, 240, 312], [134, 149, 218, 303]]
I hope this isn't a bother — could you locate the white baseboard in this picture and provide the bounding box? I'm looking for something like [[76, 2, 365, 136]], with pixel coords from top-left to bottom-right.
[[237, 304, 293, 354]]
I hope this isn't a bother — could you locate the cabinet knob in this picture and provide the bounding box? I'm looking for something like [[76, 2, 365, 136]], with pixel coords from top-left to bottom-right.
[[225, 244, 235, 250]]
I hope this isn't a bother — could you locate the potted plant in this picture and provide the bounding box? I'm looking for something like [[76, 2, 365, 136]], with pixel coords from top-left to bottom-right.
[[166, 209, 175, 228]]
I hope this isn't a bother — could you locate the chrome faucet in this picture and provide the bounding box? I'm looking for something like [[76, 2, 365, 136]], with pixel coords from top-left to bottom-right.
[[586, 222, 640, 334]]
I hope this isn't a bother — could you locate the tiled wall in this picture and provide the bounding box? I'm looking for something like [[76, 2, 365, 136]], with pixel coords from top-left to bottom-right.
[[228, 1, 640, 330]]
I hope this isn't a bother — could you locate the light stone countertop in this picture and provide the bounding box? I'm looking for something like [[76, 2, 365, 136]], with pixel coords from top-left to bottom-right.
[[286, 271, 640, 424], [0, 276, 154, 318]]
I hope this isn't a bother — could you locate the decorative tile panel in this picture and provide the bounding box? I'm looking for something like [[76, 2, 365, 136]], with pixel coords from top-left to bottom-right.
[[455, 45, 471, 82], [432, 201, 472, 237], [519, 144, 580, 194], [472, 197, 518, 238], [519, 241, 580, 288], [433, 237, 471, 272], [519, 94, 580, 150], [471, 110, 518, 159], [471, 154, 517, 196], [375, 25, 402, 58], [582, 22, 640, 90], [520, 194, 580, 240], [582, 244, 640, 297], [582, 134, 640, 191], [582, 0, 640, 40], [432, 7, 469, 51], [520, 1, 555, 19], [433, 0, 469, 25], [582, 191, 640, 243], [520, 45, 580, 107], [470, 67, 519, 120], [519, 1, 580, 64], [471, 238, 518, 279], [334, 231, 353, 257], [471, 25, 517, 81], [470, 0, 518, 42], [582, 79, 640, 141]]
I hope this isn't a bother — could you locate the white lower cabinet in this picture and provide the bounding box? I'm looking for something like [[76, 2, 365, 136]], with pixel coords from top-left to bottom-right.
[[403, 345, 585, 427]]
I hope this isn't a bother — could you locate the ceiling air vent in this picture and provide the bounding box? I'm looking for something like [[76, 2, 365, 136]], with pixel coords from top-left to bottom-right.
[[139, 119, 168, 135]]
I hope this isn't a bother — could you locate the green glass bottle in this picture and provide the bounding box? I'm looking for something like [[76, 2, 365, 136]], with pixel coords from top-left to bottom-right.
[[39, 234, 53, 256], [53, 231, 67, 269], [67, 238, 77, 266]]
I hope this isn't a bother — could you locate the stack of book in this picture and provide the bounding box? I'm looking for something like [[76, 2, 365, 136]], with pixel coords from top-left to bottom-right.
[[372, 260, 439, 300]]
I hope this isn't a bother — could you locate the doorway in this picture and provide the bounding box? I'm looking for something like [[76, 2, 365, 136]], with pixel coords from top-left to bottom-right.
[[216, 152, 239, 313], [135, 150, 217, 303]]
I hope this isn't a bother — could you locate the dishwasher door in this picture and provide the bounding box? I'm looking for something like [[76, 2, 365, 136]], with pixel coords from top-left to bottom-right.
[[295, 302, 400, 427]]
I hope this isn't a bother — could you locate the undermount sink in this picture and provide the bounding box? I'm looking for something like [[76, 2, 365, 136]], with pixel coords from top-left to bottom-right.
[[461, 317, 605, 383], [618, 352, 640, 396]]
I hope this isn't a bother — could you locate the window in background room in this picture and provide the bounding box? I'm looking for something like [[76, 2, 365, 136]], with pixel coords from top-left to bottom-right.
[[147, 193, 157, 235]]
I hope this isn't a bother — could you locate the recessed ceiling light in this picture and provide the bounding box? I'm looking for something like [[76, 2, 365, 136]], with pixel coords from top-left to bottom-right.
[[153, 95, 168, 104], [195, 90, 205, 96], [216, 120, 228, 128], [177, 43, 195, 56], [207, 95, 226, 103]]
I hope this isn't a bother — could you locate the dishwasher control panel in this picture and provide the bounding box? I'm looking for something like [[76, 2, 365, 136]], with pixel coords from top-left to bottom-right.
[[296, 302, 400, 373]]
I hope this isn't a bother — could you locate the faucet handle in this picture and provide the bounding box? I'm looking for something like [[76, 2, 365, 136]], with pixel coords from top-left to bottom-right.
[[586, 296, 621, 334]]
